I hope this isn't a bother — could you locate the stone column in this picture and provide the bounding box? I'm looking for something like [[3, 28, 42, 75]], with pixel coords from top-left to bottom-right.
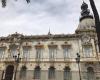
[[55, 63, 64, 80], [56, 70, 63, 80], [91, 39, 97, 56], [71, 63, 81, 80], [26, 70, 33, 80], [71, 70, 79, 80], [41, 70, 48, 80], [15, 70, 20, 80], [12, 66, 16, 80], [78, 39, 83, 57], [0, 70, 4, 80]]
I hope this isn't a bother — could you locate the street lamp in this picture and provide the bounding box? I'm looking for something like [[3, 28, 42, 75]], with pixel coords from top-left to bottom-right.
[[13, 53, 21, 80], [76, 53, 82, 80]]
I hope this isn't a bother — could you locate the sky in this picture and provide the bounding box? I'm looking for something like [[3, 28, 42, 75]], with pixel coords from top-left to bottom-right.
[[0, 0, 100, 36]]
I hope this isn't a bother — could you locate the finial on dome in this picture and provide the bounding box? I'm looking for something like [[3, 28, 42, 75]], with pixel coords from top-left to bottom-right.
[[82, 0, 85, 3], [80, 1, 93, 21], [81, 1, 90, 16]]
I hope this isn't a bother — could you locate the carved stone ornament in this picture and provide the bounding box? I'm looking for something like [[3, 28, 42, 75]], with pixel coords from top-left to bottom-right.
[[82, 42, 92, 47], [81, 34, 91, 43], [8, 32, 23, 43], [85, 62, 94, 67]]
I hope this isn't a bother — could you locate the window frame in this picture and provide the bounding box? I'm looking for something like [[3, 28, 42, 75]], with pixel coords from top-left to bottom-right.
[[87, 67, 95, 80], [63, 47, 70, 59], [83, 45, 93, 57], [36, 47, 43, 59], [49, 47, 57, 60], [34, 66, 41, 79], [48, 67, 55, 79], [0, 47, 5, 59], [64, 67, 71, 80], [23, 47, 30, 59], [20, 66, 27, 79]]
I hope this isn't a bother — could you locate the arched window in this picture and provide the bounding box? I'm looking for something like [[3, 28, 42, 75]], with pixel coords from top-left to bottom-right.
[[20, 66, 27, 79], [48, 67, 55, 79], [87, 67, 95, 80], [5, 65, 14, 80], [64, 67, 71, 80], [34, 66, 41, 79]]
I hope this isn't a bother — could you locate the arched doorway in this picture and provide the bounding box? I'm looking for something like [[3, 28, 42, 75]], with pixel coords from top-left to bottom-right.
[[64, 67, 71, 80], [87, 67, 95, 80], [34, 66, 41, 79], [4, 65, 14, 80], [20, 65, 27, 79], [48, 66, 55, 79]]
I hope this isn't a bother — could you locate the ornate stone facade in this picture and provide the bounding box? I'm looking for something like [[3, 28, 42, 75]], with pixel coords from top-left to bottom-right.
[[0, 2, 100, 80]]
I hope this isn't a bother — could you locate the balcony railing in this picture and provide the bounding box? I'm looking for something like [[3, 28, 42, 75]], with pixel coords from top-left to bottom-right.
[[0, 57, 99, 63]]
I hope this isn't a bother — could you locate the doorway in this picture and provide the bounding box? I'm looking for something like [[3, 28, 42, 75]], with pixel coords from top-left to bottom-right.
[[4, 65, 14, 80]]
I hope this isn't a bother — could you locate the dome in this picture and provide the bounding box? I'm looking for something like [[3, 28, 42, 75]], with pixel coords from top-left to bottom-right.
[[76, 18, 95, 31], [75, 1, 95, 33]]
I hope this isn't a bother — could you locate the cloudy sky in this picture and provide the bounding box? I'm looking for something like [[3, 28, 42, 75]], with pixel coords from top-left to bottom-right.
[[0, 0, 100, 36]]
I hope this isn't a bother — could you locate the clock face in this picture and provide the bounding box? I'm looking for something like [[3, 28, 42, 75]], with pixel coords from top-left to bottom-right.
[[82, 35, 90, 43]]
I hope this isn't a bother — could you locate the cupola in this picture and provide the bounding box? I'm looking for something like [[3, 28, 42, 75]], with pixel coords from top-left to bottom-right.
[[75, 1, 95, 34]]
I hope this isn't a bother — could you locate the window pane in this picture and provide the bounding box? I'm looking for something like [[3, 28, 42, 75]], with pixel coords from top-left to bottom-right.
[[34, 66, 41, 79], [64, 67, 71, 80], [63, 47, 70, 58], [23, 47, 30, 59], [83, 46, 92, 57], [49, 48, 57, 59], [11, 48, 17, 57], [36, 48, 43, 59], [48, 67, 55, 79], [87, 67, 95, 80]]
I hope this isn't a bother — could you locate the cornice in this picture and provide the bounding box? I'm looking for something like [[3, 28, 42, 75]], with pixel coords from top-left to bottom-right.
[[0, 33, 82, 42]]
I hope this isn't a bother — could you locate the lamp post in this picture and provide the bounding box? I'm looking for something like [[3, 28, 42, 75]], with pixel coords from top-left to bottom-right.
[[76, 53, 82, 80], [13, 53, 21, 80]]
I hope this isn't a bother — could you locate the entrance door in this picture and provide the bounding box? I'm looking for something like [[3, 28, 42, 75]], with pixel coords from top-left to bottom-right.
[[4, 65, 14, 80]]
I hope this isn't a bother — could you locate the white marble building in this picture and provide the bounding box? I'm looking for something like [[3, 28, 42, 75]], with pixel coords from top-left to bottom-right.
[[0, 2, 100, 80]]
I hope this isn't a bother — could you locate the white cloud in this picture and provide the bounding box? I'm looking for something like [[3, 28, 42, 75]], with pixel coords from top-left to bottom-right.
[[0, 0, 99, 36]]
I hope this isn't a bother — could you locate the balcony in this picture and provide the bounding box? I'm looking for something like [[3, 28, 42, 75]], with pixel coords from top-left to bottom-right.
[[4, 57, 15, 63]]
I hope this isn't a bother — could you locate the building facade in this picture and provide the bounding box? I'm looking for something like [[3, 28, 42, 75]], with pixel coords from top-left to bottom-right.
[[0, 2, 100, 80]]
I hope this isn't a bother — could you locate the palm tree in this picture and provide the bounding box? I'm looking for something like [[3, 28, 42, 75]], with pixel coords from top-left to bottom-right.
[[1, 0, 30, 8]]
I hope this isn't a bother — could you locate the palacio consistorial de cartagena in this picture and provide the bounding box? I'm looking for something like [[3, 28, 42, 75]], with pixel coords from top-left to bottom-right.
[[0, 1, 100, 80]]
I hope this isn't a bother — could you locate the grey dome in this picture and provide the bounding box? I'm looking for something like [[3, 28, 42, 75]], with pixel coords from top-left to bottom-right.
[[76, 1, 96, 33], [77, 18, 95, 30]]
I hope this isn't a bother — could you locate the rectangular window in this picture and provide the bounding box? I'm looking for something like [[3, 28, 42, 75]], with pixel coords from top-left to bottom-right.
[[63, 47, 70, 58], [23, 47, 30, 59], [83, 46, 92, 57], [36, 48, 43, 59], [49, 47, 57, 60], [11, 47, 18, 57], [0, 48, 5, 59]]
